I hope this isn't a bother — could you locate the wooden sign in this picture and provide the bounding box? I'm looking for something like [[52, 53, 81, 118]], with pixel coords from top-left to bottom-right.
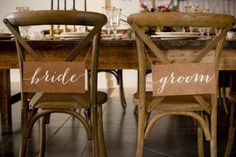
[[152, 63, 216, 96], [23, 62, 85, 93]]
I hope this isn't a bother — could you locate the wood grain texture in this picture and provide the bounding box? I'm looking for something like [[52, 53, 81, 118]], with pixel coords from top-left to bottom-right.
[[4, 10, 107, 27], [127, 12, 235, 28], [4, 10, 108, 157], [0, 40, 236, 70], [129, 11, 235, 157], [0, 69, 12, 133]]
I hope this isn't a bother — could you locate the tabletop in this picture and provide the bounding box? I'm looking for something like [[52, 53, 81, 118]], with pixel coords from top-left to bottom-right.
[[0, 39, 236, 70]]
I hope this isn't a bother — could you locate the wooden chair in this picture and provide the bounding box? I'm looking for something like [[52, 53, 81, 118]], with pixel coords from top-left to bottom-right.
[[224, 72, 236, 157], [128, 12, 235, 157], [4, 10, 107, 157]]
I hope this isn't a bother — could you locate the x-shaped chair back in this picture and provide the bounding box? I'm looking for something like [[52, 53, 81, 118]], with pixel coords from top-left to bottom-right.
[[128, 12, 235, 113], [4, 10, 107, 100], [128, 12, 235, 157], [4, 10, 107, 157]]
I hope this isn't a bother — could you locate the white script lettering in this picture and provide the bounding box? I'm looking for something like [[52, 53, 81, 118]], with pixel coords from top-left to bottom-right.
[[25, 67, 84, 85], [153, 72, 215, 94]]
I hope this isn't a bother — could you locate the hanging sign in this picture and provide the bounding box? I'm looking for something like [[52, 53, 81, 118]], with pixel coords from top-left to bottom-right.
[[152, 63, 216, 96], [23, 62, 85, 93]]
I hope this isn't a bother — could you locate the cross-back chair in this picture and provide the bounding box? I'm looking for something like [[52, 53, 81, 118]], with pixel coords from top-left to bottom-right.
[[4, 10, 107, 157], [128, 12, 235, 157]]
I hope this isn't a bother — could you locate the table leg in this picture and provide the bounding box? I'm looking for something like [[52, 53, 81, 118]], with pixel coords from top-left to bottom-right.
[[0, 69, 12, 133]]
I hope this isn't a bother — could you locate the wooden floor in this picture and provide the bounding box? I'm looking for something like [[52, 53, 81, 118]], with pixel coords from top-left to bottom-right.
[[0, 85, 236, 157]]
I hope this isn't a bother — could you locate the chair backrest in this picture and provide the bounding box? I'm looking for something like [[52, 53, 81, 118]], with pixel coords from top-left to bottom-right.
[[128, 12, 235, 100], [4, 10, 107, 96]]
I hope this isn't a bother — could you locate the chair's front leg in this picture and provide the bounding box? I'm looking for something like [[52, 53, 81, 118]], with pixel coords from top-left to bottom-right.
[[224, 104, 236, 157], [136, 104, 147, 157], [97, 105, 107, 157], [117, 70, 127, 111], [19, 97, 29, 157], [39, 116, 46, 157], [210, 97, 218, 157], [197, 125, 205, 157]]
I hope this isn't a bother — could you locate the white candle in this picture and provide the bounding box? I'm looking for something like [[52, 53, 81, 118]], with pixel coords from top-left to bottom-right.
[[64, 0, 66, 10], [57, 0, 59, 10], [51, 0, 53, 10], [73, 0, 75, 10]]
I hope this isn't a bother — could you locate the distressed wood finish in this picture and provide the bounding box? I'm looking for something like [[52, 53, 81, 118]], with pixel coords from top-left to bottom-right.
[[0, 69, 11, 133], [5, 10, 106, 27], [128, 12, 235, 157], [4, 10, 107, 157], [0, 39, 233, 133], [128, 12, 235, 28], [1, 39, 236, 132], [0, 40, 236, 70]]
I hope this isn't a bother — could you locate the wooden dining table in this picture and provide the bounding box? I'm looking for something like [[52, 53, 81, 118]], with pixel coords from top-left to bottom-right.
[[0, 38, 236, 133]]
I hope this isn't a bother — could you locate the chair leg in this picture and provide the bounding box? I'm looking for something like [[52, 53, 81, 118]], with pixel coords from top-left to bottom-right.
[[136, 109, 146, 157], [44, 114, 51, 124], [221, 73, 229, 114], [18, 134, 27, 157], [97, 105, 107, 157], [117, 70, 127, 111], [224, 104, 235, 157], [91, 107, 99, 157], [133, 105, 138, 115], [197, 127, 205, 157], [133, 70, 141, 115], [19, 101, 29, 157], [87, 70, 91, 91], [210, 97, 217, 157], [39, 116, 46, 157], [222, 86, 229, 114]]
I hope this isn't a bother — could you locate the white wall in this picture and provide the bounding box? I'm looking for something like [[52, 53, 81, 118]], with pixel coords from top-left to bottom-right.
[[1, 0, 141, 88]]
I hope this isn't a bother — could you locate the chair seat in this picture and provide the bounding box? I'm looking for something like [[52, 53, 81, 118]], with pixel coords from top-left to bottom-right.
[[26, 91, 107, 110], [133, 92, 211, 111], [228, 92, 236, 103], [223, 87, 236, 103]]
